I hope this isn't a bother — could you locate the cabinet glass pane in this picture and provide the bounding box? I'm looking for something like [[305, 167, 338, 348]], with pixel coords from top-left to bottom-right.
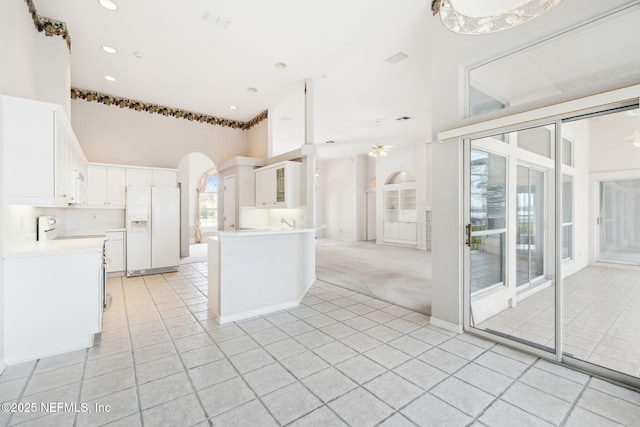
[[276, 168, 285, 203]]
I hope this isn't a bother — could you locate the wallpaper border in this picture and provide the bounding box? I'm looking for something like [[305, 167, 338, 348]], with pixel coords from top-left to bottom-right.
[[71, 88, 268, 130]]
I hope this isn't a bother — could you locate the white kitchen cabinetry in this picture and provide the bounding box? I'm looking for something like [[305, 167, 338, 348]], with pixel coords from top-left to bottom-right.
[[105, 230, 126, 273], [255, 161, 301, 208], [2, 96, 87, 206], [3, 248, 103, 364], [126, 168, 177, 187], [87, 165, 126, 207], [383, 184, 417, 245]]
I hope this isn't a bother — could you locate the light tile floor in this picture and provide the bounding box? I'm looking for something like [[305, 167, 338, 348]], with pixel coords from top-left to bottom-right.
[[477, 266, 640, 378], [1, 263, 639, 426]]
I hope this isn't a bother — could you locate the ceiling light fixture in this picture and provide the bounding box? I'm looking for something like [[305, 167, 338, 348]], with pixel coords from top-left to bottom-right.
[[247, 87, 258, 93], [432, 0, 565, 35], [133, 51, 144, 59], [101, 45, 117, 54], [229, 105, 238, 110], [275, 62, 287, 69], [104, 75, 116, 82], [368, 145, 388, 158], [98, 0, 119, 11]]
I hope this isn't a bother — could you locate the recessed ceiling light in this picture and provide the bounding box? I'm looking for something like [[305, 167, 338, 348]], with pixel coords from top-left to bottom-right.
[[104, 75, 116, 82], [247, 87, 258, 93], [98, 0, 118, 11], [101, 45, 117, 54], [229, 105, 238, 110], [275, 62, 287, 69], [133, 51, 144, 59], [386, 52, 409, 65]]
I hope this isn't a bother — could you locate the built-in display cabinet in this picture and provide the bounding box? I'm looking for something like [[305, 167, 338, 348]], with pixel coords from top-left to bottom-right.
[[383, 184, 417, 245], [255, 161, 301, 208], [2, 96, 87, 206]]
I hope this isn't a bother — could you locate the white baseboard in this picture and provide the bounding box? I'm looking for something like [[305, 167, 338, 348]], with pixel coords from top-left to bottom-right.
[[430, 317, 463, 334], [218, 276, 316, 324]]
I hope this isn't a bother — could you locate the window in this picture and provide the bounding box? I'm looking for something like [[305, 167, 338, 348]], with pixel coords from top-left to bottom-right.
[[561, 175, 573, 260], [199, 175, 218, 228], [467, 4, 640, 117]]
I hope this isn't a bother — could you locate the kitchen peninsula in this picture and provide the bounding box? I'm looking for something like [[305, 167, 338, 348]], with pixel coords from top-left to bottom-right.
[[207, 226, 318, 323]]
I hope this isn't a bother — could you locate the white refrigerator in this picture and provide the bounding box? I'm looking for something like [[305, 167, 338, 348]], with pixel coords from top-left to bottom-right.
[[126, 186, 180, 276]]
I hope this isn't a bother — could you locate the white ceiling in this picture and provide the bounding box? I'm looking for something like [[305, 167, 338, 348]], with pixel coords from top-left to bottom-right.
[[33, 0, 432, 157], [30, 0, 639, 159]]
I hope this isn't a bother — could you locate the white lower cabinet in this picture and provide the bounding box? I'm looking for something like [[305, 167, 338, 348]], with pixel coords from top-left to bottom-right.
[[3, 250, 102, 364], [383, 221, 417, 245], [105, 231, 126, 273]]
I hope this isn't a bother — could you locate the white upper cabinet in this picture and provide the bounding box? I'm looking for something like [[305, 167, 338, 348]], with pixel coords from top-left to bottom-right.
[[2, 96, 87, 206], [87, 165, 126, 207], [255, 161, 301, 208]]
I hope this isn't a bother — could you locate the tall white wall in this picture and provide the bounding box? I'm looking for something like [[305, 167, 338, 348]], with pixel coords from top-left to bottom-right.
[[247, 119, 268, 159], [71, 100, 248, 168], [317, 156, 370, 241]]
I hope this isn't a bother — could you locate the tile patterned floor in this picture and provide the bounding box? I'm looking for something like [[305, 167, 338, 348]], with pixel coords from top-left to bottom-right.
[[1, 263, 639, 426], [477, 266, 640, 377]]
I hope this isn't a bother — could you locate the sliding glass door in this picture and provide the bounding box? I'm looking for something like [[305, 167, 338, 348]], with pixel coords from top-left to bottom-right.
[[464, 101, 640, 387], [466, 123, 556, 354], [598, 178, 640, 265]]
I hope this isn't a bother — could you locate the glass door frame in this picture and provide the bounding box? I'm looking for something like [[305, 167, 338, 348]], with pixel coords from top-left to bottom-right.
[[461, 101, 640, 389], [462, 117, 563, 363]]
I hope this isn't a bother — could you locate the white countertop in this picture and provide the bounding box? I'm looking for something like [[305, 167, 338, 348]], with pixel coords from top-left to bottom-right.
[[209, 225, 324, 239], [4, 237, 104, 258]]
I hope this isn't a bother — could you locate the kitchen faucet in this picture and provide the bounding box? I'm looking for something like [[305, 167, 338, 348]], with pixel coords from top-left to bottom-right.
[[281, 218, 296, 228]]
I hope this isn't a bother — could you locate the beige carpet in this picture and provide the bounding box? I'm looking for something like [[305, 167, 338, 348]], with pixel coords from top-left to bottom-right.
[[315, 239, 432, 315]]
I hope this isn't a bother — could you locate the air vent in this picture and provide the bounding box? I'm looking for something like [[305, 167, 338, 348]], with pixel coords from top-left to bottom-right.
[[202, 10, 231, 28], [386, 52, 409, 65]]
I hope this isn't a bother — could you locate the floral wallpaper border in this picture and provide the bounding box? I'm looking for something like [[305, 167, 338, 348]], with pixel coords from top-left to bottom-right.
[[71, 88, 268, 130], [25, 0, 71, 50]]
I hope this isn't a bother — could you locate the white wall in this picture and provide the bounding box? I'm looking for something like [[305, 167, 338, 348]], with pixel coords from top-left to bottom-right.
[[317, 157, 361, 240], [71, 100, 248, 169], [268, 82, 305, 157], [247, 119, 268, 159]]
